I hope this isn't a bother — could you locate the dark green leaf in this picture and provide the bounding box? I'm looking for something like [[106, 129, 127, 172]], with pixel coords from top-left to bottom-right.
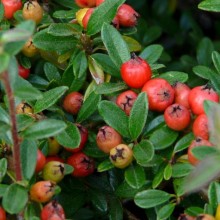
[[33, 28, 77, 51], [95, 82, 128, 95], [91, 53, 121, 78], [149, 126, 178, 150], [101, 23, 130, 68], [133, 140, 154, 166], [89, 190, 107, 212], [157, 203, 175, 220], [123, 36, 142, 52], [56, 122, 80, 149], [0, 184, 8, 197], [140, 44, 163, 64], [173, 132, 194, 153], [64, 164, 74, 175], [34, 86, 68, 113], [134, 189, 171, 208], [22, 119, 67, 139], [198, 0, 220, 12], [0, 52, 10, 74], [0, 105, 9, 124], [125, 164, 146, 189], [87, 0, 125, 35], [144, 115, 165, 135], [185, 207, 204, 216], [129, 92, 148, 140], [73, 51, 87, 79], [16, 114, 35, 132], [172, 163, 194, 178], [0, 158, 7, 183], [98, 100, 130, 138], [3, 184, 28, 214], [212, 51, 220, 74], [0, 3, 4, 22], [97, 159, 114, 172], [152, 167, 164, 189], [20, 140, 37, 180], [109, 198, 123, 220], [164, 163, 172, 180], [48, 23, 80, 36], [158, 71, 188, 84], [44, 62, 61, 82], [208, 182, 220, 211]]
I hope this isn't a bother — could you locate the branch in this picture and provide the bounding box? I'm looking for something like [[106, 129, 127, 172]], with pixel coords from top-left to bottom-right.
[[1, 71, 22, 181]]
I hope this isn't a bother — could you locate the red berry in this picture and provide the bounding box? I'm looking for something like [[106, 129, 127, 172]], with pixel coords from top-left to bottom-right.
[[187, 137, 213, 165], [0, 206, 6, 220], [164, 104, 191, 131], [142, 78, 175, 112], [65, 124, 88, 153], [96, 126, 122, 153], [75, 0, 96, 7], [82, 8, 94, 29], [121, 54, 152, 89], [1, 0, 22, 19], [46, 156, 65, 164], [173, 82, 191, 109], [192, 114, 209, 140], [18, 65, 30, 79], [35, 149, 46, 173], [41, 200, 65, 220], [188, 85, 219, 115], [116, 90, 138, 116], [63, 91, 83, 115], [117, 4, 139, 27], [67, 152, 95, 177]]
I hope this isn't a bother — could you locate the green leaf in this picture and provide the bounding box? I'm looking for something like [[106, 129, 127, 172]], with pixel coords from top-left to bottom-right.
[[198, 0, 220, 12], [101, 23, 130, 68], [212, 51, 220, 74], [185, 207, 204, 217], [158, 71, 188, 84], [197, 37, 214, 66], [87, 0, 125, 35], [125, 164, 146, 189], [133, 140, 154, 166], [89, 190, 107, 212], [44, 62, 61, 82], [0, 184, 8, 197], [14, 77, 43, 101], [0, 158, 7, 183], [77, 92, 101, 123], [0, 52, 10, 74], [208, 182, 220, 211], [16, 114, 35, 132], [129, 92, 148, 140], [152, 166, 165, 189], [183, 154, 220, 194], [149, 126, 179, 150], [22, 119, 67, 139], [164, 163, 172, 181], [144, 115, 165, 135], [64, 164, 74, 175], [140, 44, 163, 64], [0, 3, 4, 22], [34, 86, 68, 113], [0, 105, 9, 124], [123, 36, 142, 52], [109, 198, 123, 220], [3, 183, 28, 214], [73, 51, 87, 79], [172, 163, 193, 178], [157, 203, 175, 220], [20, 140, 37, 180], [173, 132, 194, 153], [97, 159, 114, 172], [48, 23, 80, 36], [193, 65, 215, 80], [55, 122, 80, 149], [98, 100, 130, 138], [33, 28, 77, 51], [91, 53, 121, 78], [191, 146, 217, 160], [134, 189, 171, 209], [95, 82, 128, 95]]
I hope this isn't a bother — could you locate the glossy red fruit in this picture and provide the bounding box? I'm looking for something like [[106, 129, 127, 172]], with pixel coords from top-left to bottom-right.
[[0, 206, 6, 220], [164, 104, 191, 131], [18, 65, 30, 79], [112, 15, 120, 29], [188, 85, 219, 115], [96, 126, 122, 153], [121, 54, 152, 89], [67, 152, 95, 177], [116, 90, 138, 115], [2, 0, 22, 19], [82, 8, 94, 29], [192, 114, 209, 140], [65, 124, 88, 153], [63, 91, 83, 115], [96, 0, 104, 6], [75, 0, 96, 8], [142, 78, 175, 112], [30, 181, 56, 203], [35, 149, 46, 173], [173, 82, 191, 109], [117, 4, 140, 27], [46, 156, 65, 164], [187, 137, 213, 166], [41, 201, 65, 220]]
